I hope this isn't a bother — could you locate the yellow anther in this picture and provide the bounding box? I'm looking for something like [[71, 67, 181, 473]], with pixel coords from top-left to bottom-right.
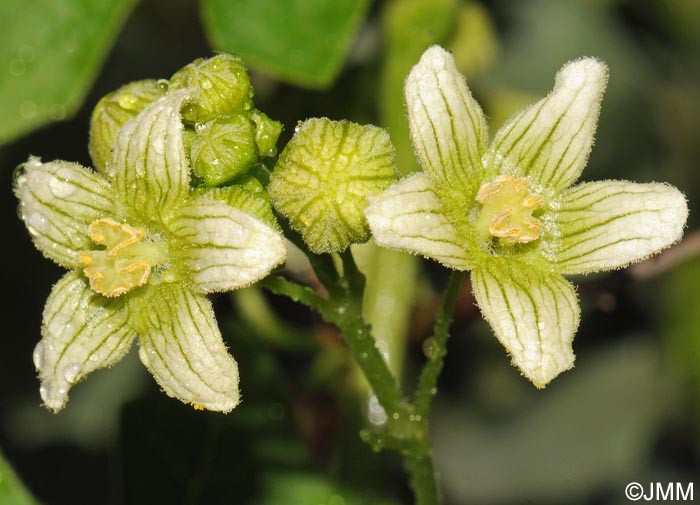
[[80, 218, 164, 298], [475, 175, 545, 247], [193, 404, 204, 411]]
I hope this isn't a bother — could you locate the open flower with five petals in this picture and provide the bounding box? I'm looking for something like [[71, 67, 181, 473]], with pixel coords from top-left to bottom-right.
[[366, 46, 688, 386], [14, 90, 286, 412]]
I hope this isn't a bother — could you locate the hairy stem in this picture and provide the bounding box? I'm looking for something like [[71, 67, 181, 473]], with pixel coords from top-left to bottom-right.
[[263, 254, 466, 505], [414, 271, 466, 417]]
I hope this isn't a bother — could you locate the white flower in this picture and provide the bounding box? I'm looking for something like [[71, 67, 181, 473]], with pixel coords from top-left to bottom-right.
[[15, 90, 286, 412], [366, 46, 688, 386]]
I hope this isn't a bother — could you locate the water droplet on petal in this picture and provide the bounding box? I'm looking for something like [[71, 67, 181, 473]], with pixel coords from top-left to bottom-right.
[[33, 341, 45, 370], [49, 174, 76, 198], [63, 362, 80, 384]]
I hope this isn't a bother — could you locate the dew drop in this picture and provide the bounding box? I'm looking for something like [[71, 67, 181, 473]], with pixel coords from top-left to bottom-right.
[[49, 174, 76, 198], [63, 362, 80, 384], [156, 78, 169, 91], [9, 59, 26, 76], [201, 79, 212, 89], [151, 137, 165, 154], [211, 158, 219, 166], [118, 93, 138, 110], [39, 385, 48, 402], [33, 341, 45, 370], [49, 104, 66, 120], [422, 337, 436, 358], [25, 213, 48, 235], [20, 100, 37, 118], [12, 163, 26, 185]]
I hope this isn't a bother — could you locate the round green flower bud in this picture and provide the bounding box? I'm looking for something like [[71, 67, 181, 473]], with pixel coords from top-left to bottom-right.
[[170, 54, 252, 123], [88, 79, 167, 173], [250, 110, 282, 158], [190, 114, 258, 186], [269, 118, 398, 254]]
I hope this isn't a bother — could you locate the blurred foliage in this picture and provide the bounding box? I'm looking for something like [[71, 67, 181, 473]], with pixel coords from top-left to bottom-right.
[[201, 0, 372, 88], [0, 0, 137, 145], [0, 450, 37, 505], [0, 0, 698, 504]]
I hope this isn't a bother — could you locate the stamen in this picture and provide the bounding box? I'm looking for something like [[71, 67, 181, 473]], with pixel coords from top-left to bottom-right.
[[475, 175, 545, 247]]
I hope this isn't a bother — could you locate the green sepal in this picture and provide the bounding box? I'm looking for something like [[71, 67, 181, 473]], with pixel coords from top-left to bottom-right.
[[88, 79, 167, 173], [169, 53, 253, 123], [190, 114, 258, 186], [250, 109, 282, 158]]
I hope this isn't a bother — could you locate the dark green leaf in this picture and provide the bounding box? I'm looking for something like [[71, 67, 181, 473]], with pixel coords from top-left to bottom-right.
[[201, 0, 371, 88], [0, 0, 138, 145]]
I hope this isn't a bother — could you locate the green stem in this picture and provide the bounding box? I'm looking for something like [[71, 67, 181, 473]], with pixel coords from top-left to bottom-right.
[[262, 254, 466, 505], [414, 271, 466, 418], [261, 270, 407, 419], [404, 448, 440, 505]]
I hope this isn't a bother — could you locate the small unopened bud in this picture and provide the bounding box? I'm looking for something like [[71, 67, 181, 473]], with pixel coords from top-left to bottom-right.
[[89, 80, 166, 173], [250, 110, 282, 158], [190, 114, 257, 186], [170, 54, 252, 123]]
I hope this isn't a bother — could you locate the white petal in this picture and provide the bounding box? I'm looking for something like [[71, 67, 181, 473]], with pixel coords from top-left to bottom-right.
[[550, 181, 688, 274], [490, 58, 608, 193], [14, 158, 114, 268], [167, 198, 286, 293], [110, 89, 194, 217], [133, 285, 240, 412], [471, 263, 580, 387], [405, 45, 488, 198], [365, 173, 471, 270], [36, 271, 136, 412]]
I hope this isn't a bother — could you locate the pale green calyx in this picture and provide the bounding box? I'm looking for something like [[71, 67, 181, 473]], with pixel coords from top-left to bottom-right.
[[170, 53, 252, 123], [269, 118, 398, 254], [15, 88, 287, 413], [366, 45, 688, 387]]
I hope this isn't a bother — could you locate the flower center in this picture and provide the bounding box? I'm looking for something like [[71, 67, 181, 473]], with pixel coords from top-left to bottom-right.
[[475, 175, 544, 247], [78, 218, 167, 297]]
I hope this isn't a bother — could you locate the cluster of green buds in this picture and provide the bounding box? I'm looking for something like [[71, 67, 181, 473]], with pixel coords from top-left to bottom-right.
[[90, 53, 282, 189]]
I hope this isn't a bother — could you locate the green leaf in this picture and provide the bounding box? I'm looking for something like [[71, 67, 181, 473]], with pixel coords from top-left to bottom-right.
[[0, 451, 37, 505], [200, 0, 371, 88], [0, 0, 138, 145]]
